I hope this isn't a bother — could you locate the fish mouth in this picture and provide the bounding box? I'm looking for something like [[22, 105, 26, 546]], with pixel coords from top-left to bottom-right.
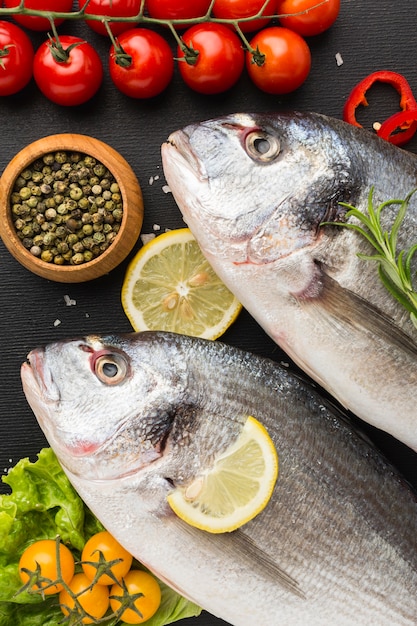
[[21, 348, 61, 408], [164, 129, 208, 183]]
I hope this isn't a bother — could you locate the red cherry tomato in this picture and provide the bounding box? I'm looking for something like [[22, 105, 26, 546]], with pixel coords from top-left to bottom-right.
[[109, 28, 174, 99], [212, 0, 276, 33], [0, 21, 34, 96], [78, 0, 142, 36], [145, 0, 212, 25], [3, 0, 74, 31], [178, 23, 244, 95], [33, 35, 103, 106], [277, 0, 340, 37], [246, 26, 311, 94]]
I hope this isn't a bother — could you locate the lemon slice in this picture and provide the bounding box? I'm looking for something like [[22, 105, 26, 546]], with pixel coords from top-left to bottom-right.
[[121, 228, 241, 339], [167, 416, 279, 534]]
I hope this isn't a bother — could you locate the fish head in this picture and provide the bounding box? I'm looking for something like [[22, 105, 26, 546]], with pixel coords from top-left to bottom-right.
[[21, 332, 245, 498], [162, 111, 362, 268], [20, 332, 191, 482]]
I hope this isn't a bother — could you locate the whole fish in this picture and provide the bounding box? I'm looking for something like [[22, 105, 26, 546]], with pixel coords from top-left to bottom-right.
[[161, 111, 417, 451], [21, 331, 417, 626]]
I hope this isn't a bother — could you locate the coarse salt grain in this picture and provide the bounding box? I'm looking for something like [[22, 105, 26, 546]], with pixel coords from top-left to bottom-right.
[[335, 52, 343, 66], [54, 319, 62, 327], [141, 233, 156, 245], [153, 224, 161, 231], [64, 294, 76, 306], [162, 185, 171, 194]]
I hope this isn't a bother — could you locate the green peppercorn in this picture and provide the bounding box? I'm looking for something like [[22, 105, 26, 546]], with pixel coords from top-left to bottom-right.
[[53, 255, 65, 265], [43, 232, 56, 246], [57, 241, 69, 254], [22, 225, 34, 238], [14, 218, 25, 230], [54, 151, 67, 164], [82, 236, 94, 250], [20, 169, 32, 180], [55, 226, 67, 238], [106, 232, 118, 244], [45, 208, 57, 220], [19, 187, 32, 200], [67, 233, 79, 247], [26, 196, 38, 209], [84, 156, 96, 167], [42, 153, 55, 165], [57, 203, 69, 216], [78, 198, 90, 210], [112, 208, 123, 222], [22, 238, 33, 249], [41, 250, 54, 263], [33, 234, 44, 246], [82, 224, 93, 236], [83, 250, 94, 263], [45, 197, 56, 208], [40, 183, 52, 195], [71, 253, 85, 265], [70, 186, 83, 201], [92, 231, 106, 244], [14, 176, 26, 189], [93, 163, 106, 177]]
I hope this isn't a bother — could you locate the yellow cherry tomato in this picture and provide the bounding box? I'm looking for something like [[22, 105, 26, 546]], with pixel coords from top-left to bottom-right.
[[81, 530, 133, 585], [59, 572, 110, 624], [18, 539, 75, 595], [110, 570, 162, 624]]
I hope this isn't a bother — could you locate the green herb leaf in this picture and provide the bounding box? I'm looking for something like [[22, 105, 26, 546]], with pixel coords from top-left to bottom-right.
[[324, 187, 417, 330]]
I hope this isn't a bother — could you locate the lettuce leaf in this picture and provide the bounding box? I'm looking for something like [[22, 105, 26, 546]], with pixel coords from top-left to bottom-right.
[[0, 448, 201, 626]]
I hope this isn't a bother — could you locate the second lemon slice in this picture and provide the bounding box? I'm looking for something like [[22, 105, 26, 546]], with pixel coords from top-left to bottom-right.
[[167, 416, 279, 534], [122, 228, 241, 339]]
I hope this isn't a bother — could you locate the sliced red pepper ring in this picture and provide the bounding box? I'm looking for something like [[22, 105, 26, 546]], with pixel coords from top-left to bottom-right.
[[377, 110, 417, 146], [343, 70, 417, 128]]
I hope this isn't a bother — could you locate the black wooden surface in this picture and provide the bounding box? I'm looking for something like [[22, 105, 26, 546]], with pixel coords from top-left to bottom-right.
[[1, 3, 417, 625]]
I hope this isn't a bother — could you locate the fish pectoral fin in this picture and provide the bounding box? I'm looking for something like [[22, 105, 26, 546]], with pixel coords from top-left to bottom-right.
[[231, 530, 306, 599], [172, 517, 305, 600], [303, 271, 417, 358]]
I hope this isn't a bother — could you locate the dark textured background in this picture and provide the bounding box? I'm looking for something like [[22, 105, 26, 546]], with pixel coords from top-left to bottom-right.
[[1, 2, 416, 625]]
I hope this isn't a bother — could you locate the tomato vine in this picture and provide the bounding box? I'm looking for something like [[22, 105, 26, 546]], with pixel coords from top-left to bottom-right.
[[0, 0, 340, 100]]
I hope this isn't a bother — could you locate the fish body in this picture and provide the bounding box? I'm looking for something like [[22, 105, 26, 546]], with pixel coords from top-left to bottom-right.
[[161, 111, 417, 451], [21, 331, 417, 625]]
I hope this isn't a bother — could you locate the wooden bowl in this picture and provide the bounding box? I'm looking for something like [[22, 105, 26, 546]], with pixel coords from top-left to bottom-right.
[[0, 134, 143, 282]]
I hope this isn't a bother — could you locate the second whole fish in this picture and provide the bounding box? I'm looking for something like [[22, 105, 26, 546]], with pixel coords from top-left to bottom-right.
[[161, 111, 417, 451], [21, 331, 417, 625]]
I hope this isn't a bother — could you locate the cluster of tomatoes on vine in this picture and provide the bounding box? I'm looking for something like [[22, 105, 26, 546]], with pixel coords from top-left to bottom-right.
[[0, 0, 340, 106]]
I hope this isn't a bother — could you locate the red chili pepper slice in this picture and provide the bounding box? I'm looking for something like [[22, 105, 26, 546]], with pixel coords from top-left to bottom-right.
[[343, 70, 417, 130], [377, 110, 417, 146]]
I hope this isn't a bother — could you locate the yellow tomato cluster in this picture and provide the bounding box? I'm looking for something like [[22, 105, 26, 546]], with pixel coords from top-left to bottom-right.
[[18, 530, 161, 624]]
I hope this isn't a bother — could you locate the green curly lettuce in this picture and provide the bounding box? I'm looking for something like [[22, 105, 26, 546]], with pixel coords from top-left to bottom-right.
[[0, 448, 201, 626]]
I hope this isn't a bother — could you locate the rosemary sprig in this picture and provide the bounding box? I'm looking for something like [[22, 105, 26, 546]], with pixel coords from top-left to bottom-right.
[[325, 187, 417, 330]]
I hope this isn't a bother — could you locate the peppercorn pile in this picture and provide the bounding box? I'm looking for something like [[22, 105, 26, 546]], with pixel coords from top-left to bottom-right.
[[11, 151, 123, 266]]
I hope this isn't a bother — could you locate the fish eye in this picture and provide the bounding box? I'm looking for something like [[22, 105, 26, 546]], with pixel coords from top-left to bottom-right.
[[245, 131, 281, 162], [94, 353, 129, 385]]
